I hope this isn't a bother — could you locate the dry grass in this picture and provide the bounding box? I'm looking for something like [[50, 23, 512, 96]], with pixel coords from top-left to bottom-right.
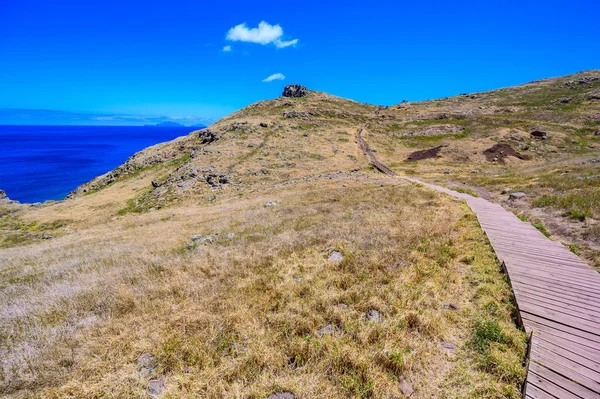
[[9, 72, 599, 396], [0, 178, 525, 398]]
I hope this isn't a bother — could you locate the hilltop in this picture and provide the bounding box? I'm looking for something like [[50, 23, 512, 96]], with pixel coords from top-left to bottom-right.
[[1, 72, 599, 398]]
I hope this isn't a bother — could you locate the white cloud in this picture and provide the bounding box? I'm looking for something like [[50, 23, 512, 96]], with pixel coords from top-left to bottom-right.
[[222, 45, 232, 52], [226, 21, 298, 48], [274, 38, 298, 49], [262, 73, 286, 82]]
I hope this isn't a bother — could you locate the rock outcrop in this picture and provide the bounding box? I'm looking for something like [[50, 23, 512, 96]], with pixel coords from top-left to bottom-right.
[[282, 84, 308, 98], [198, 129, 220, 144], [531, 130, 548, 140]]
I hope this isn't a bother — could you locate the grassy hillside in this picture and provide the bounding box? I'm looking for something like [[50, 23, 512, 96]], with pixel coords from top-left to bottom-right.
[[2, 71, 599, 397], [365, 70, 600, 268]]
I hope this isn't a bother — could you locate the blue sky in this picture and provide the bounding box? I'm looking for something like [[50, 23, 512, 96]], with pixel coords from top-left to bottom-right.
[[0, 0, 599, 125]]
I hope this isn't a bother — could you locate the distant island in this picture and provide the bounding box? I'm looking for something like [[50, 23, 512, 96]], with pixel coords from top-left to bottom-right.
[[145, 121, 207, 128], [146, 121, 184, 127]]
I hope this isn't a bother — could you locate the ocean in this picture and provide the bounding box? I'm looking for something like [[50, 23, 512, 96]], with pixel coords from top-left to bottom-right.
[[0, 125, 195, 203]]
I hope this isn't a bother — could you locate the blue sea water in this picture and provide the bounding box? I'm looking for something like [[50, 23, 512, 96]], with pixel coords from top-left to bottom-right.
[[0, 125, 195, 203]]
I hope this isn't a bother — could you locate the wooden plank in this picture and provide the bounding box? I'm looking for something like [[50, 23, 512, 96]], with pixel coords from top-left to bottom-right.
[[502, 253, 593, 271], [515, 292, 600, 322], [513, 284, 600, 313], [520, 303, 600, 334], [531, 348, 600, 392], [523, 313, 600, 345], [529, 362, 600, 398], [536, 333, 600, 365], [512, 279, 600, 303], [509, 268, 600, 290], [535, 335, 600, 374], [509, 262, 600, 281], [509, 273, 600, 299], [525, 382, 561, 399]]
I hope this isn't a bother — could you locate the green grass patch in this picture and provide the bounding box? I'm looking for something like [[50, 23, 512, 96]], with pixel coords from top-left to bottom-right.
[[532, 223, 551, 238], [533, 193, 596, 221], [567, 243, 582, 255], [470, 320, 508, 353], [396, 130, 469, 148]]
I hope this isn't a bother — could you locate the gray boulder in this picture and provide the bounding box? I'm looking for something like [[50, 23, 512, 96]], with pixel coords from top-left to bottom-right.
[[531, 130, 548, 140], [199, 129, 219, 144], [282, 84, 308, 98]]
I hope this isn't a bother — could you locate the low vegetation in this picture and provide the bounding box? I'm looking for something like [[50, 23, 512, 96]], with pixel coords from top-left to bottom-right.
[[0, 181, 525, 398], [4, 71, 600, 396]]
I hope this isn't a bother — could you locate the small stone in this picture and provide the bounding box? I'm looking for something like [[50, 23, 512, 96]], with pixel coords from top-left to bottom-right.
[[501, 188, 512, 194], [294, 277, 303, 283], [470, 169, 481, 173], [443, 170, 450, 174], [137, 353, 157, 369], [399, 378, 414, 397], [190, 234, 217, 245], [317, 324, 336, 336], [509, 192, 526, 200], [440, 342, 457, 352], [226, 232, 235, 239], [366, 309, 382, 323], [266, 393, 295, 399], [328, 251, 344, 262], [147, 376, 165, 399], [151, 181, 160, 188], [260, 122, 268, 128], [264, 200, 278, 207], [442, 303, 458, 310]]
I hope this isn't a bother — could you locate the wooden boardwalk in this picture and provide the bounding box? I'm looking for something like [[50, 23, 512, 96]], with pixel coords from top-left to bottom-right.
[[355, 129, 600, 398], [406, 178, 600, 399]]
